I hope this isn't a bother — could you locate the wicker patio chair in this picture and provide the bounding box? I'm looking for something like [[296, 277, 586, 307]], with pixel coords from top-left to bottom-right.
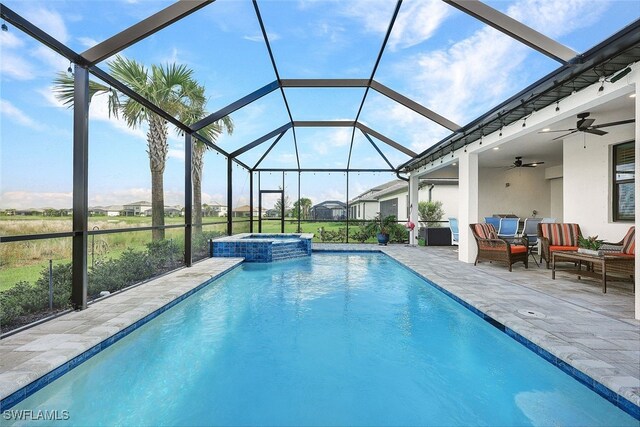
[[601, 226, 635, 282], [470, 223, 529, 272], [538, 223, 582, 268]]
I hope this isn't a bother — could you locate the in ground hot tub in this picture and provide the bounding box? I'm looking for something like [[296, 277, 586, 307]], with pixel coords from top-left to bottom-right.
[[210, 233, 313, 262]]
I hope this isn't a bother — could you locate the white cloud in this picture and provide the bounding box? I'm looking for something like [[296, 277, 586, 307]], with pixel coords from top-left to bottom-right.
[[0, 30, 25, 49], [1, 191, 72, 209], [389, 0, 450, 50], [27, 7, 69, 43], [0, 52, 37, 81], [244, 32, 281, 43], [168, 148, 185, 161], [508, 0, 608, 40], [77, 37, 98, 49], [341, 0, 449, 50], [0, 99, 45, 131]]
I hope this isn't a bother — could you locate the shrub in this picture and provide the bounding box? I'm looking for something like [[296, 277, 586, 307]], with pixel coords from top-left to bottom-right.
[[147, 239, 183, 272], [350, 226, 371, 243], [89, 249, 154, 297], [418, 201, 444, 227]]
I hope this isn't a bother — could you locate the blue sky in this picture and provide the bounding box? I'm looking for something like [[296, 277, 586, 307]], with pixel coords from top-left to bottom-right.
[[1, 0, 638, 209]]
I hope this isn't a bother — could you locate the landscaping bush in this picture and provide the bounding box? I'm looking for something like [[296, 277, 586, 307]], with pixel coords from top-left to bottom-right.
[[0, 263, 72, 328], [349, 226, 371, 243], [88, 249, 154, 297], [147, 239, 183, 272]]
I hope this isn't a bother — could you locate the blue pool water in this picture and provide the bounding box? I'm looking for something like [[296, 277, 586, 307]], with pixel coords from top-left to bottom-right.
[[5, 253, 637, 426]]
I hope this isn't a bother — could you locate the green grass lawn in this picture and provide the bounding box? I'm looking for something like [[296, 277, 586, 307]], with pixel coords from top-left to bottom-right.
[[0, 216, 376, 291]]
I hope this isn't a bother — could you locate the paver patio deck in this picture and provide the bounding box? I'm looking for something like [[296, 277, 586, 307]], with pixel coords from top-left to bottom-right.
[[0, 245, 638, 414]]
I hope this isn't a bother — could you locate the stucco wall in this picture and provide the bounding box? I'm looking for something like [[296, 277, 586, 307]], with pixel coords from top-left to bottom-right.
[[478, 166, 552, 220], [563, 122, 635, 241], [419, 185, 459, 222]]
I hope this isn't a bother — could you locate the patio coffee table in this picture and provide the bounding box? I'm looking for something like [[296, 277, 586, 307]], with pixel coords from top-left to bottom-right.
[[551, 251, 634, 293]]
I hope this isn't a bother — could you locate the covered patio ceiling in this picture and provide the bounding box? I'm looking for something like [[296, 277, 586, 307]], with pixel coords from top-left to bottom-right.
[[2, 0, 639, 174]]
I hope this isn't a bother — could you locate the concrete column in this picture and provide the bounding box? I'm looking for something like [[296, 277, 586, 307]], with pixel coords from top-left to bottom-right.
[[409, 173, 420, 245], [458, 151, 479, 263], [634, 77, 639, 320]]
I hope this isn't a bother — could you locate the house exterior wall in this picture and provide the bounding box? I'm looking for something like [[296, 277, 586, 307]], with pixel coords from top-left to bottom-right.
[[418, 185, 459, 222], [478, 166, 552, 220], [549, 178, 563, 222], [563, 123, 635, 241], [349, 201, 378, 220]]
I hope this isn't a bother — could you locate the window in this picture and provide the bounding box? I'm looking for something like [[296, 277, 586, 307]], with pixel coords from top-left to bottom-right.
[[613, 141, 635, 221]]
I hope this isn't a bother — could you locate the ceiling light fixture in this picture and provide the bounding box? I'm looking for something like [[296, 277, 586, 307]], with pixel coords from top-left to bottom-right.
[[452, 163, 457, 166], [493, 147, 499, 151], [630, 93, 637, 98], [542, 128, 550, 132]]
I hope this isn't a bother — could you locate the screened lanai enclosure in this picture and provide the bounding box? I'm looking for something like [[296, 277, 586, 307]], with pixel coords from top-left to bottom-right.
[[1, 0, 638, 330]]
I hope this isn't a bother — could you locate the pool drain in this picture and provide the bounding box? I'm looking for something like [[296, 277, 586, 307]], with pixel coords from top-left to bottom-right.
[[517, 309, 546, 319]]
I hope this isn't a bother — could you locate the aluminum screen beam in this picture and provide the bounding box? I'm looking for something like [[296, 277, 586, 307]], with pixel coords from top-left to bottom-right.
[[81, 1, 213, 65], [360, 129, 395, 170], [191, 80, 280, 132], [230, 124, 292, 158], [356, 124, 418, 158], [281, 79, 369, 88], [255, 168, 396, 173], [370, 81, 461, 131], [444, 0, 577, 63], [293, 121, 356, 127], [253, 130, 288, 170]]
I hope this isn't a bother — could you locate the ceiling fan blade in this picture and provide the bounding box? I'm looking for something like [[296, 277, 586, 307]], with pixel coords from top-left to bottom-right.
[[577, 118, 595, 129], [522, 161, 545, 167], [552, 130, 577, 141], [591, 119, 635, 129], [584, 128, 607, 136], [538, 129, 576, 133]]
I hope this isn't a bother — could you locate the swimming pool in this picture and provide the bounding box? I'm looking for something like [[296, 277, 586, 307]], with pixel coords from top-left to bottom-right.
[[4, 253, 637, 426]]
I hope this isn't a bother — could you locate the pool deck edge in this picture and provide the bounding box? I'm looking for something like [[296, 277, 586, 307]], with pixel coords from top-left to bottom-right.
[[0, 257, 244, 409]]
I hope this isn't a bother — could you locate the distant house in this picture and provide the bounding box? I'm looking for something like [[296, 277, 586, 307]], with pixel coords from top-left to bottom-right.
[[232, 205, 266, 218], [142, 205, 183, 217], [15, 208, 43, 216], [203, 202, 227, 217], [310, 201, 347, 220], [123, 201, 152, 216], [349, 180, 404, 220], [90, 205, 123, 216]]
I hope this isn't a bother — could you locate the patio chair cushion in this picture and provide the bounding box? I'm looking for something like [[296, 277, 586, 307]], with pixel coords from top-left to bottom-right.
[[540, 223, 580, 246], [621, 227, 635, 255], [481, 244, 527, 253], [473, 223, 498, 240], [549, 245, 578, 253]]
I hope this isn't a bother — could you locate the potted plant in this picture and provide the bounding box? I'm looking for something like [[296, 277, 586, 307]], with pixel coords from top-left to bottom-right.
[[578, 235, 604, 256], [365, 215, 396, 245], [418, 201, 451, 246]]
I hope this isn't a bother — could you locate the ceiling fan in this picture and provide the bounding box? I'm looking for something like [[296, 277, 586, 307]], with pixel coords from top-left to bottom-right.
[[539, 112, 635, 141], [509, 156, 544, 168]]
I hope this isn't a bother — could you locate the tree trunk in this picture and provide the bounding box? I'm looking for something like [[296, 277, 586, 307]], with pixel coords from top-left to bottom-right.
[[192, 141, 205, 235], [147, 115, 168, 241]]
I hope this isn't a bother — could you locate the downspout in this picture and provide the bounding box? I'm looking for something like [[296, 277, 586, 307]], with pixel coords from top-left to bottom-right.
[[428, 184, 435, 202]]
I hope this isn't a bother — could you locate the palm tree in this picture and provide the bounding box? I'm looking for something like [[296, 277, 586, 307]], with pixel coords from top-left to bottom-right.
[[53, 56, 201, 240], [180, 84, 233, 235]]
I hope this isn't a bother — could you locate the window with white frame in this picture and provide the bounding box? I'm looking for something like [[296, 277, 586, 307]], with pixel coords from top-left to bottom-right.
[[613, 141, 635, 222]]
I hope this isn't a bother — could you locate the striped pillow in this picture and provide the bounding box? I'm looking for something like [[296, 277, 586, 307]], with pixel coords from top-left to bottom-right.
[[540, 223, 580, 246], [621, 227, 635, 255], [473, 223, 498, 240]]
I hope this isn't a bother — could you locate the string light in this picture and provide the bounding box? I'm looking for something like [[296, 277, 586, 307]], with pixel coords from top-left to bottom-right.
[[67, 61, 73, 74], [555, 102, 560, 112], [1, 22, 8, 32]]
